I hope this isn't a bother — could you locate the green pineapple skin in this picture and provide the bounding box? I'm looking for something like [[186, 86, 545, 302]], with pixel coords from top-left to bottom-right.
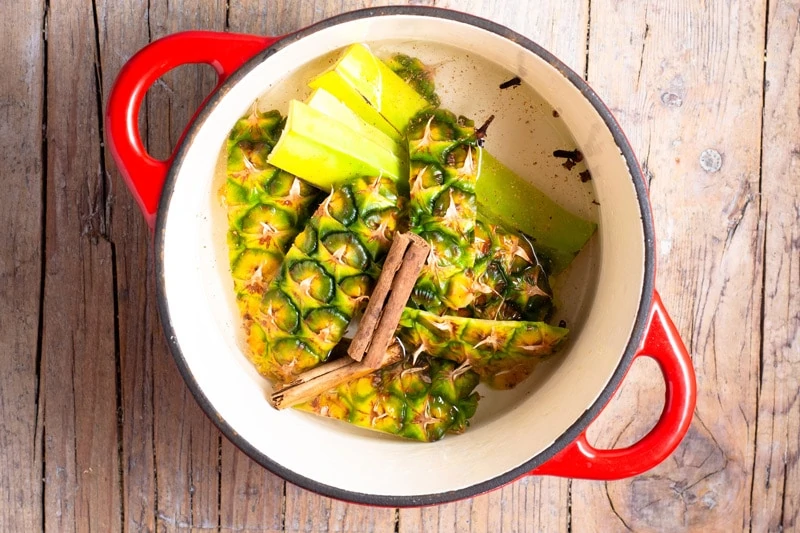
[[247, 176, 402, 383], [386, 49, 597, 274], [267, 100, 404, 192], [398, 308, 568, 390], [384, 53, 441, 107], [476, 151, 597, 274], [407, 109, 479, 313], [223, 108, 321, 319], [324, 44, 431, 132], [306, 46, 595, 278], [468, 218, 554, 322], [295, 355, 480, 442]]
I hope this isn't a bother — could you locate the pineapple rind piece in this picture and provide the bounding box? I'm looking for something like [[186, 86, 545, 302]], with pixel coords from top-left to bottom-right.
[[398, 308, 568, 390], [467, 218, 555, 322], [407, 109, 479, 313], [295, 355, 480, 442], [223, 107, 321, 320], [248, 176, 402, 383]]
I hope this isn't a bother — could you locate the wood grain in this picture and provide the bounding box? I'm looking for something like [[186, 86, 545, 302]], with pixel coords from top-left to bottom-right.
[[2, 0, 798, 531], [143, 4, 229, 531], [41, 0, 121, 531], [571, 1, 768, 531], [94, 1, 159, 530], [750, 1, 800, 531], [0, 1, 45, 532]]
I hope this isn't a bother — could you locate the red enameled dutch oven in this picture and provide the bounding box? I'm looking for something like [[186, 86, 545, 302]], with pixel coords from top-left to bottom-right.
[[106, 7, 696, 506]]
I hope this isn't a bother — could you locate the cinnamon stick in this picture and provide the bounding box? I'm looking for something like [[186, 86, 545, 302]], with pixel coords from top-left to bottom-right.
[[363, 233, 429, 368], [270, 343, 403, 410], [348, 232, 412, 361]]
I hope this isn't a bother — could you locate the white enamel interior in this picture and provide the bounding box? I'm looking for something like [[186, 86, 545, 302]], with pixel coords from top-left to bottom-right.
[[160, 15, 646, 497]]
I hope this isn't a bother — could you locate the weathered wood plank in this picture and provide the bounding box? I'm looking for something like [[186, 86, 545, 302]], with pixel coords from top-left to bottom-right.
[[0, 0, 45, 531], [94, 1, 160, 531], [41, 0, 122, 531], [437, 0, 589, 75], [750, 1, 800, 531], [218, 440, 283, 533], [283, 482, 396, 533], [398, 0, 586, 530], [399, 477, 571, 533], [571, 1, 767, 531], [141, 3, 229, 531]]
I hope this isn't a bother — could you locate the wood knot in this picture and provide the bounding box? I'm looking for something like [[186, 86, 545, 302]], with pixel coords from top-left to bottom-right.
[[660, 92, 683, 107], [699, 149, 723, 173]]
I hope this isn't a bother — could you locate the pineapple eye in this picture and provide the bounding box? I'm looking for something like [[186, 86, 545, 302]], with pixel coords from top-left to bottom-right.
[[265, 170, 295, 196], [443, 144, 468, 167], [236, 141, 271, 169], [411, 164, 444, 189], [288, 260, 335, 303], [267, 171, 317, 197], [482, 262, 508, 293], [352, 176, 398, 213], [294, 226, 317, 255], [339, 274, 371, 299], [428, 116, 456, 141], [271, 338, 317, 368], [240, 204, 295, 235], [321, 232, 369, 270], [231, 248, 281, 284], [304, 307, 349, 342], [259, 290, 299, 333], [411, 284, 438, 309], [327, 186, 357, 226], [431, 187, 474, 220], [423, 230, 461, 262], [362, 208, 398, 233]]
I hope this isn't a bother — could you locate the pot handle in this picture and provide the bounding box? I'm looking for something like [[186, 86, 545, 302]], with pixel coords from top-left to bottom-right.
[[531, 291, 696, 480], [105, 31, 277, 229]]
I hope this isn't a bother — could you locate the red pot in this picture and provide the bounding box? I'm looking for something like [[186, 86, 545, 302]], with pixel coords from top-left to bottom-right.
[[106, 7, 696, 506]]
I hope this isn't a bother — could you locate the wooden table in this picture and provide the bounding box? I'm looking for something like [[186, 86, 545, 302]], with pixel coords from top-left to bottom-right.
[[2, 1, 798, 531]]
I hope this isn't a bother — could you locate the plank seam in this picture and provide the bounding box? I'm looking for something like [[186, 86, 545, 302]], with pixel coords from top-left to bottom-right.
[[604, 482, 632, 532], [566, 479, 572, 533], [749, 0, 771, 528], [88, 1, 126, 530], [583, 0, 591, 79], [36, 1, 50, 531], [217, 435, 222, 532]]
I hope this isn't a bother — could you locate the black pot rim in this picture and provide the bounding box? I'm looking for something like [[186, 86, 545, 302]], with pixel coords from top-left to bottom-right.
[[154, 5, 656, 508]]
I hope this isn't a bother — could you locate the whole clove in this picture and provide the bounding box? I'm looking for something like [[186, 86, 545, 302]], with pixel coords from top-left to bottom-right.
[[499, 76, 522, 89], [475, 114, 496, 141], [552, 149, 583, 161]]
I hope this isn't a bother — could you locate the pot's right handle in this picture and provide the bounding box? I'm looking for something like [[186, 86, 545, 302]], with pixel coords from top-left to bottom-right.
[[106, 31, 277, 229], [531, 291, 696, 480]]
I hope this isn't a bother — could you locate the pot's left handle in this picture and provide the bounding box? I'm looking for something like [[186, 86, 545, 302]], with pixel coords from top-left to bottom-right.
[[106, 31, 277, 229]]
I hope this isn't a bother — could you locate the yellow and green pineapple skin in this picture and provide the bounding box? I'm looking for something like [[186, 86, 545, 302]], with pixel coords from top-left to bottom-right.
[[384, 53, 440, 107], [223, 107, 321, 319], [407, 109, 479, 313], [468, 218, 554, 322], [398, 308, 568, 390], [247, 175, 402, 383], [295, 355, 480, 442]]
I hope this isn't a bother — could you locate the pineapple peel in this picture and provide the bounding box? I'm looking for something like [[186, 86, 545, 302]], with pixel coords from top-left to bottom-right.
[[398, 308, 569, 390], [220, 45, 591, 442]]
